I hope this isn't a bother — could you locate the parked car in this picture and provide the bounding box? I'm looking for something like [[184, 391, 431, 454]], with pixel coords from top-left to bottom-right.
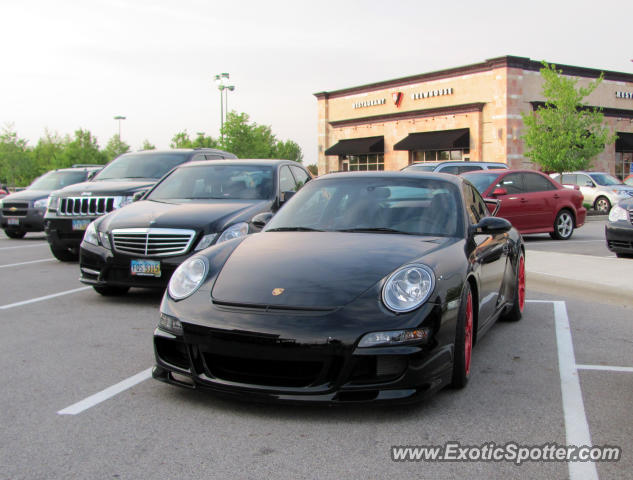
[[45, 148, 236, 261], [152, 171, 525, 404], [605, 197, 633, 258], [462, 169, 586, 240], [0, 165, 102, 239], [79, 159, 311, 296], [0, 186, 8, 199], [550, 172, 633, 213], [624, 174, 633, 186], [402, 161, 508, 174]]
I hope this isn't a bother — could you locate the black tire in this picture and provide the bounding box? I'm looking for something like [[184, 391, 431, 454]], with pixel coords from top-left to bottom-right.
[[4, 229, 26, 239], [501, 251, 525, 322], [549, 210, 574, 240], [93, 285, 130, 296], [451, 282, 474, 389], [615, 252, 633, 259], [594, 196, 611, 213], [49, 243, 78, 262]]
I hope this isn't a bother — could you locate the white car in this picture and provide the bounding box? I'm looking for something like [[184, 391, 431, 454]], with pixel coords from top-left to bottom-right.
[[550, 172, 633, 213]]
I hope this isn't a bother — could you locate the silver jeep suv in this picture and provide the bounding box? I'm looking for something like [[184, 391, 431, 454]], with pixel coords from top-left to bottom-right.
[[550, 172, 633, 213]]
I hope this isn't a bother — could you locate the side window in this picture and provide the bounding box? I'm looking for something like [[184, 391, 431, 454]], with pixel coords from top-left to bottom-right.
[[439, 166, 459, 175], [279, 166, 296, 193], [577, 174, 593, 187], [463, 183, 488, 224], [290, 165, 310, 190], [496, 173, 524, 194], [560, 174, 576, 185], [205, 154, 224, 160], [191, 154, 207, 162], [523, 173, 556, 193], [458, 165, 482, 174]]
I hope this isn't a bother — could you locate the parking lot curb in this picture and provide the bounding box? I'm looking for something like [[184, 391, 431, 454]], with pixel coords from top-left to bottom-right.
[[528, 272, 633, 309]]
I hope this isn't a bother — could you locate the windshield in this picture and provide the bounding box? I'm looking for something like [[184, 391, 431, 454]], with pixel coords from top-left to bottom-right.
[[588, 173, 624, 186], [461, 172, 501, 193], [29, 170, 88, 190], [265, 176, 464, 237], [94, 153, 187, 180], [147, 164, 274, 201]]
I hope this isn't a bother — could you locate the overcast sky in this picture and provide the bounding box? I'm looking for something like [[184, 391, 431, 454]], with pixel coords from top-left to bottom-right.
[[1, 0, 631, 165]]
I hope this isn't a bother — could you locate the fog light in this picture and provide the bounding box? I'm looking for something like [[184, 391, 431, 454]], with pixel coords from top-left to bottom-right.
[[358, 328, 430, 348], [158, 313, 183, 335], [170, 372, 194, 385]]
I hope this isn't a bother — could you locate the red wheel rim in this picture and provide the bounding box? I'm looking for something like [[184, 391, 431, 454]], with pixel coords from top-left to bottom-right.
[[518, 255, 526, 313], [464, 291, 473, 376]]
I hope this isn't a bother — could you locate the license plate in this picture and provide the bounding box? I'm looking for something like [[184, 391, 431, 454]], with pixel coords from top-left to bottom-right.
[[7, 218, 19, 226], [72, 219, 91, 231], [131, 259, 161, 277]]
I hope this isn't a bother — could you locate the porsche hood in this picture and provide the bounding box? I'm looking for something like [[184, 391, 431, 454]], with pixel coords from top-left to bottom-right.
[[211, 232, 450, 308]]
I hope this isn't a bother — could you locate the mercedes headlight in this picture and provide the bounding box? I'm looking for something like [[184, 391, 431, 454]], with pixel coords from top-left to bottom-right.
[[609, 204, 629, 222], [195, 233, 218, 251], [168, 256, 207, 300], [33, 197, 49, 209], [382, 264, 435, 313], [83, 221, 99, 246], [216, 222, 249, 244]]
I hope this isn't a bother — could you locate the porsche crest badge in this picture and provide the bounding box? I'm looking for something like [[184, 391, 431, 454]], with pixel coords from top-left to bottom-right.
[[272, 288, 285, 296]]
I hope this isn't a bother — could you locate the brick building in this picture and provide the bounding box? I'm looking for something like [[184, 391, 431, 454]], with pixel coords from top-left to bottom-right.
[[314, 56, 633, 178]]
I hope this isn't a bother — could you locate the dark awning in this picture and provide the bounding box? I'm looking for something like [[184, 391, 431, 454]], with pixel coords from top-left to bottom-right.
[[616, 132, 633, 152], [324, 136, 384, 156], [393, 128, 470, 151]]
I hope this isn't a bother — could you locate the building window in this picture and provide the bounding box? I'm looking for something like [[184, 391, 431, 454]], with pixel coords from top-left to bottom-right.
[[615, 152, 633, 180], [341, 154, 384, 171], [411, 149, 469, 164]]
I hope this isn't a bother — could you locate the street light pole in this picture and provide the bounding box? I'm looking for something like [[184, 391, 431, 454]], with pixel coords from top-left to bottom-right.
[[113, 115, 126, 139], [214, 73, 235, 143]]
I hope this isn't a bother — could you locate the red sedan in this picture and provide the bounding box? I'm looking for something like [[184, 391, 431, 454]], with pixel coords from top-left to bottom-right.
[[462, 169, 586, 240]]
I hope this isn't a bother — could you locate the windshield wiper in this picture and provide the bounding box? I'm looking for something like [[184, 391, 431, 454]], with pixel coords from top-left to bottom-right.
[[335, 227, 416, 235], [266, 227, 325, 232]]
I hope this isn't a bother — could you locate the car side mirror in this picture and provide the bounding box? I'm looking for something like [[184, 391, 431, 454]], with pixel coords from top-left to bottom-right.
[[491, 187, 507, 197], [132, 191, 146, 202], [472, 216, 512, 235], [87, 171, 98, 180], [280, 190, 296, 204], [252, 212, 274, 230], [585, 181, 594, 187]]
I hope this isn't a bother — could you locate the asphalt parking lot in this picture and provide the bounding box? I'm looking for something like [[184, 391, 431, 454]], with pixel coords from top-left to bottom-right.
[[1, 233, 631, 480]]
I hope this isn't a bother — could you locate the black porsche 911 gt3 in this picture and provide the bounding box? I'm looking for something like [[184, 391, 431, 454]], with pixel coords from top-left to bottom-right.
[[152, 171, 525, 404]]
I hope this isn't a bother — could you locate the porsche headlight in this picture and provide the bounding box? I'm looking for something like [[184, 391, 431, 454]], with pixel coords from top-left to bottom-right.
[[33, 197, 49, 209], [216, 222, 249, 244], [382, 264, 435, 313], [83, 222, 99, 246], [609, 205, 629, 222], [194, 233, 218, 251], [168, 256, 207, 300]]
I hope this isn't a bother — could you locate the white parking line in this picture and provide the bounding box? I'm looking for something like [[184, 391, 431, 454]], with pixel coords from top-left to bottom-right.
[[577, 364, 633, 373], [57, 368, 153, 415], [0, 243, 48, 251], [553, 300, 599, 480], [0, 286, 91, 310], [0, 258, 55, 269]]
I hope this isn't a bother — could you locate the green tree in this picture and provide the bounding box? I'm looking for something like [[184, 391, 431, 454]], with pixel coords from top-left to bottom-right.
[[220, 111, 303, 161], [32, 130, 66, 172], [170, 130, 193, 149], [306, 164, 318, 176], [521, 62, 616, 175], [103, 134, 131, 161], [192, 132, 218, 149], [141, 139, 156, 150], [58, 129, 107, 167], [0, 124, 32, 187]]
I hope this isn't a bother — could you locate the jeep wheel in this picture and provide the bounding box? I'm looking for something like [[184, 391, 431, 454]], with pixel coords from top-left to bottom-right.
[[49, 243, 78, 262], [4, 229, 26, 239]]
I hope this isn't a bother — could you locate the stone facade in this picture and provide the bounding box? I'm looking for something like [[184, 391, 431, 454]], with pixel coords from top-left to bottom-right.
[[315, 56, 633, 176]]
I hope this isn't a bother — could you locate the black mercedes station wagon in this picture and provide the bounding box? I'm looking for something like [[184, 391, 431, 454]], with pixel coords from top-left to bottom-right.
[[0, 165, 101, 238], [45, 148, 236, 261], [152, 172, 525, 405], [79, 159, 311, 295]]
